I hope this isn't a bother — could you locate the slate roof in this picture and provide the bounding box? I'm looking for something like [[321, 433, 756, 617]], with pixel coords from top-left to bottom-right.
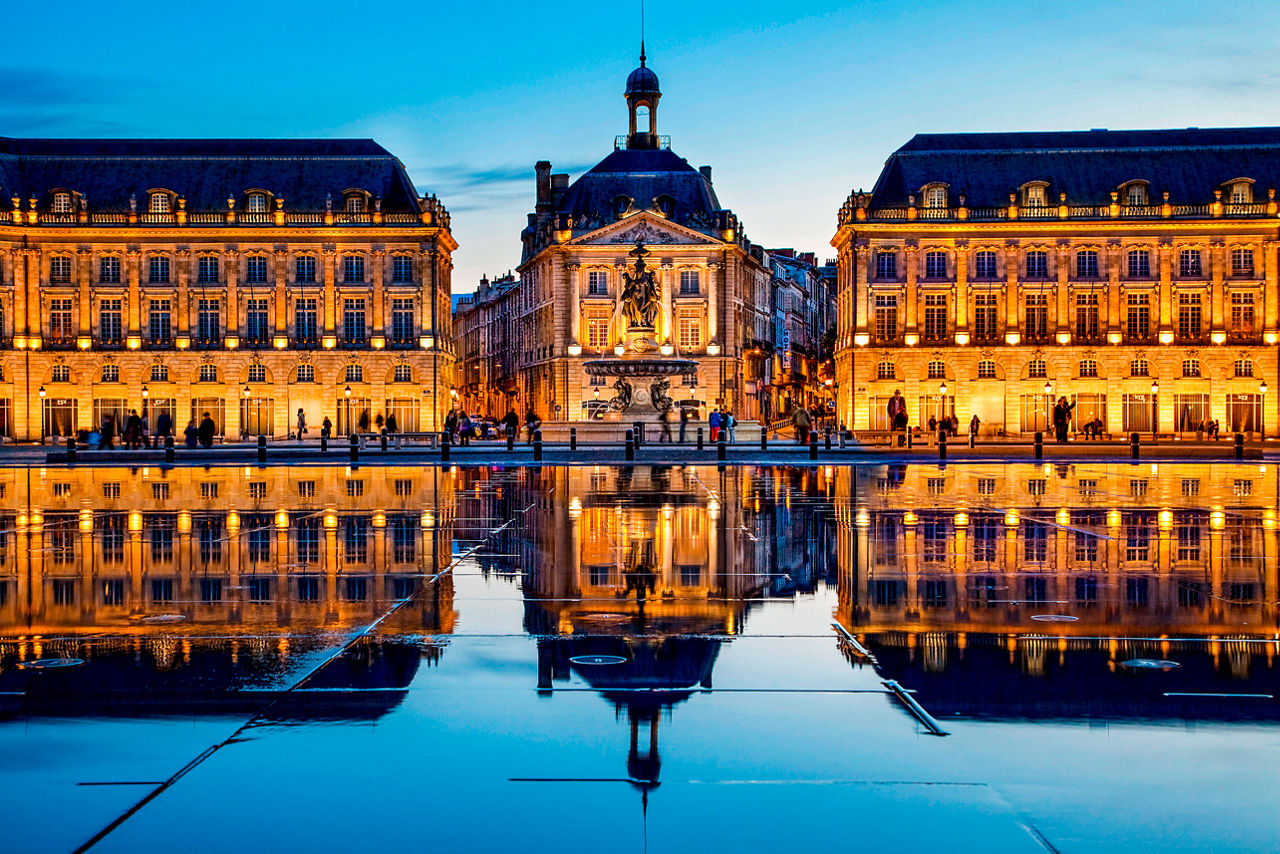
[[556, 147, 722, 227], [869, 126, 1280, 208], [0, 137, 424, 212]]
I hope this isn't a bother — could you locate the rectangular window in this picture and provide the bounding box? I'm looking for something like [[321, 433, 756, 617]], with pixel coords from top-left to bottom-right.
[[923, 293, 946, 341], [295, 256, 316, 283], [343, 255, 365, 283], [342, 298, 366, 345], [295, 298, 318, 342], [875, 251, 897, 279], [973, 292, 998, 341], [1024, 292, 1048, 340], [973, 251, 996, 279], [1231, 247, 1254, 276], [99, 257, 121, 283], [587, 270, 608, 295], [391, 298, 414, 343], [1026, 250, 1048, 278], [679, 270, 700, 295], [1179, 249, 1202, 277], [1075, 292, 1099, 341], [874, 294, 898, 342], [678, 314, 702, 349], [245, 256, 268, 284], [1126, 292, 1150, 340], [149, 256, 170, 284], [196, 299, 220, 344], [99, 299, 123, 344], [1177, 292, 1202, 341], [586, 313, 609, 349], [1229, 292, 1255, 337], [392, 256, 414, 283], [245, 298, 269, 344], [49, 298, 74, 344], [198, 257, 220, 283], [924, 251, 947, 278], [148, 299, 172, 345], [1127, 250, 1150, 278], [1076, 250, 1099, 278], [50, 256, 72, 284]]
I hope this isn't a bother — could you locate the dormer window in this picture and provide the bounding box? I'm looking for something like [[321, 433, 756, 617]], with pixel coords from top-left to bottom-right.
[[52, 192, 72, 213], [1123, 183, 1148, 206], [1228, 181, 1253, 204], [654, 194, 675, 218], [149, 192, 171, 214], [247, 193, 268, 213], [613, 195, 633, 218], [1023, 184, 1048, 208], [922, 185, 947, 208], [344, 194, 365, 213]]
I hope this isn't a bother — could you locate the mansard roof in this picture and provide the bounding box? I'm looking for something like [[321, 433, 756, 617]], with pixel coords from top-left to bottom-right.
[[0, 137, 424, 211], [869, 126, 1280, 208], [557, 147, 722, 227]]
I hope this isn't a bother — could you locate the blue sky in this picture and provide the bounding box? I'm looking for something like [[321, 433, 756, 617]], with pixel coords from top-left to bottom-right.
[[4, 1, 1278, 291]]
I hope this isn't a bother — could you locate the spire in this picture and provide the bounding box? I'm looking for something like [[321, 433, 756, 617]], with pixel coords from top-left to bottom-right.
[[640, 40, 646, 67]]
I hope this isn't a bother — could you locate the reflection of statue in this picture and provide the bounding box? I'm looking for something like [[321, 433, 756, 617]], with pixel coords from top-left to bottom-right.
[[620, 242, 661, 329], [608, 377, 633, 412], [650, 378, 674, 413]]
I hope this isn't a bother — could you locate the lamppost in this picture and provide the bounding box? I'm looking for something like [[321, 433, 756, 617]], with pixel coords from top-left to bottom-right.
[[1043, 380, 1052, 434], [242, 384, 252, 441], [38, 385, 46, 444], [1150, 379, 1159, 441], [1260, 380, 1268, 440], [940, 379, 948, 428], [344, 384, 352, 435]]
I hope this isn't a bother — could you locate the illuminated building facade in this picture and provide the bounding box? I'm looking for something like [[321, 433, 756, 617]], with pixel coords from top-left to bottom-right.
[[0, 138, 456, 442], [832, 128, 1280, 437]]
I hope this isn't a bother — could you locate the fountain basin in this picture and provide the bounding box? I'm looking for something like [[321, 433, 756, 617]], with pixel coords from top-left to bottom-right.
[[583, 358, 698, 378]]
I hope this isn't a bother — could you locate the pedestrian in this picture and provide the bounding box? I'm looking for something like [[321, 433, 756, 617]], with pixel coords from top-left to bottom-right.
[[725, 409, 736, 443], [184, 418, 199, 449], [375, 413, 384, 432], [444, 409, 458, 440], [969, 413, 981, 438], [679, 406, 690, 443], [503, 409, 519, 440], [125, 409, 143, 450], [386, 412, 398, 434], [140, 409, 151, 448], [358, 409, 370, 433], [101, 416, 116, 450], [791, 406, 810, 444], [296, 408, 308, 440], [321, 416, 332, 441], [888, 390, 908, 446], [709, 408, 722, 442], [524, 409, 541, 443], [1052, 396, 1075, 443], [459, 412, 473, 446], [156, 410, 172, 442], [198, 412, 216, 448]]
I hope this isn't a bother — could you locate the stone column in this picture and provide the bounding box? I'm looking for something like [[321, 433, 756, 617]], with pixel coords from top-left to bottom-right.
[[567, 263, 581, 345], [1003, 246, 1019, 333], [1210, 241, 1225, 333], [10, 249, 27, 338], [1106, 244, 1122, 336], [126, 249, 142, 336], [224, 250, 240, 337], [25, 248, 42, 341], [1264, 239, 1278, 333], [371, 249, 386, 336], [77, 248, 93, 337], [707, 261, 720, 345], [954, 241, 969, 334], [176, 249, 191, 339], [322, 249, 337, 336], [854, 243, 871, 336], [1055, 243, 1071, 337], [1158, 243, 1174, 335], [659, 262, 673, 343], [904, 245, 919, 336], [273, 250, 288, 334]]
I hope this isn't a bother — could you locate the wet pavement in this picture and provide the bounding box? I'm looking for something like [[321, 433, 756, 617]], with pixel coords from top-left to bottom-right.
[[2, 462, 1279, 853]]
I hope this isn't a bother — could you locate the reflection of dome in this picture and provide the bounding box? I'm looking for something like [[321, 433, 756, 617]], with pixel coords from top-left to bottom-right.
[[626, 64, 660, 96]]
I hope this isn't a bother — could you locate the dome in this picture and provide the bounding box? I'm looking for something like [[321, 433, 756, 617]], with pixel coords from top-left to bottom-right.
[[626, 64, 660, 96]]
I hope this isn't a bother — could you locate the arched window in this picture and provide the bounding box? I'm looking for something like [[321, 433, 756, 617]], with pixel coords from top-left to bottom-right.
[[344, 194, 365, 213], [635, 105, 651, 133], [52, 192, 72, 213], [1229, 182, 1252, 204], [876, 361, 896, 380], [51, 365, 71, 383], [1079, 359, 1098, 378], [1023, 184, 1049, 208], [101, 365, 120, 383], [1234, 359, 1254, 377], [393, 365, 412, 383], [345, 364, 364, 383], [1182, 359, 1201, 377], [1027, 358, 1047, 378], [150, 365, 169, 382], [923, 185, 947, 208], [927, 360, 945, 379], [247, 193, 268, 213], [148, 192, 170, 214], [1123, 183, 1148, 206], [977, 360, 997, 379], [1130, 358, 1149, 377], [198, 364, 219, 383], [295, 365, 315, 383]]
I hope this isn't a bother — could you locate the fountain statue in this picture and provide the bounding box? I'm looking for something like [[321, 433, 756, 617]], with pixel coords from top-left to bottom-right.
[[620, 242, 661, 329]]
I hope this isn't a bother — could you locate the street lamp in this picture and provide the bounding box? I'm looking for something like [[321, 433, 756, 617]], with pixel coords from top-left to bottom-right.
[[1043, 380, 1052, 434], [38, 385, 46, 444], [141, 384, 149, 400], [1261, 380, 1268, 440], [1150, 379, 1159, 440]]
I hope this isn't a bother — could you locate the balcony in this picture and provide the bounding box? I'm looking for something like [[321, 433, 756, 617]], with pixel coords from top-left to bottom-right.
[[340, 337, 368, 349], [193, 336, 223, 350], [387, 336, 417, 350], [144, 337, 173, 350], [45, 333, 78, 350], [293, 337, 321, 350]]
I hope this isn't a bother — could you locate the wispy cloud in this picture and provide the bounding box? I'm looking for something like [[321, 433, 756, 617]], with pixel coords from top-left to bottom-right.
[[0, 66, 164, 136]]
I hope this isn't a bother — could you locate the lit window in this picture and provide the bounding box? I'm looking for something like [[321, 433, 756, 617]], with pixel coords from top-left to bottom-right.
[[52, 192, 72, 213], [1130, 359, 1149, 377], [876, 361, 895, 380], [1127, 249, 1150, 278], [924, 250, 947, 278], [345, 364, 364, 383], [49, 256, 72, 284], [874, 294, 898, 342], [150, 365, 169, 382], [874, 251, 897, 279], [973, 250, 997, 278], [923, 185, 947, 208], [927, 360, 945, 379], [1179, 249, 1202, 277], [1230, 292, 1255, 336], [1027, 358, 1047, 378], [677, 314, 701, 349], [393, 365, 412, 383], [1076, 250, 1099, 277], [1075, 292, 1099, 340], [1229, 182, 1252, 204], [923, 293, 947, 341], [1124, 183, 1148, 206], [345, 194, 365, 213], [1177, 292, 1202, 341], [1182, 359, 1200, 377], [587, 271, 608, 295], [101, 365, 120, 382], [1079, 359, 1098, 378], [1024, 185, 1048, 207], [296, 364, 314, 383], [247, 193, 268, 213], [392, 256, 414, 283], [149, 193, 170, 214], [199, 365, 219, 383], [1234, 359, 1254, 377], [973, 293, 998, 341], [51, 365, 71, 383], [99, 257, 121, 283]]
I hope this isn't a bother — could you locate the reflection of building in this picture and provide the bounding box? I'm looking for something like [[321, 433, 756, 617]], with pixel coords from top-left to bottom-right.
[[832, 129, 1280, 436], [832, 463, 1280, 718], [0, 139, 456, 441]]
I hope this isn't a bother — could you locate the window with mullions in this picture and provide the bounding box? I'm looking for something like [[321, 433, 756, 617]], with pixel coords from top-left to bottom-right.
[[1127, 249, 1150, 278], [391, 298, 414, 342], [973, 292, 998, 341], [148, 300, 171, 344], [198, 256, 220, 283], [679, 270, 700, 295], [876, 361, 896, 380], [295, 365, 314, 383], [927, 360, 946, 379], [247, 364, 266, 383], [677, 314, 701, 349], [48, 299, 73, 343], [1076, 250, 1099, 277], [1229, 292, 1255, 336], [924, 250, 947, 278], [99, 299, 123, 345], [587, 270, 608, 295], [1025, 250, 1048, 278], [342, 299, 366, 345], [392, 256, 414, 283], [245, 298, 269, 344], [1074, 292, 1099, 340], [1024, 292, 1048, 340], [1177, 292, 1202, 341], [1179, 249, 1202, 277], [245, 256, 268, 284], [1231, 247, 1254, 276], [873, 294, 897, 342], [50, 257, 72, 284], [973, 250, 997, 278], [247, 193, 268, 213], [1126, 292, 1150, 340], [196, 299, 220, 343], [393, 365, 412, 383], [1078, 359, 1098, 378], [295, 255, 317, 283], [1124, 512, 1152, 562], [99, 256, 121, 283], [295, 298, 318, 342], [342, 255, 365, 283], [149, 256, 170, 284], [923, 294, 947, 341], [874, 251, 897, 279], [977, 360, 997, 379], [344, 517, 369, 563]]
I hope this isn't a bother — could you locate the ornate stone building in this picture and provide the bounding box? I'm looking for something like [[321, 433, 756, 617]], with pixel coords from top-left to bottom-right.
[[0, 138, 455, 442], [470, 51, 775, 425], [832, 128, 1280, 437]]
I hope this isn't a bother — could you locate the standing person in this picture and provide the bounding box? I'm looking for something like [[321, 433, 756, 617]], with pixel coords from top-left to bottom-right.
[[1052, 396, 1075, 443], [459, 412, 472, 446], [792, 405, 811, 444], [357, 409, 370, 434], [888, 390, 908, 446], [524, 409, 541, 444], [659, 408, 673, 443], [725, 409, 736, 443], [296, 408, 308, 441], [444, 409, 458, 441], [969, 413, 981, 439], [156, 410, 172, 443], [709, 408, 722, 442], [386, 412, 398, 434], [503, 409, 519, 440], [375, 413, 385, 432], [321, 416, 332, 442], [184, 418, 199, 449], [679, 406, 690, 443], [198, 412, 216, 448], [125, 409, 143, 450], [140, 409, 151, 448], [101, 416, 116, 450]]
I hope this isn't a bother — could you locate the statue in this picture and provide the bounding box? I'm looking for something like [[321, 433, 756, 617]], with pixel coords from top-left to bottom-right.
[[620, 241, 661, 329], [607, 377, 633, 412], [650, 378, 674, 413]]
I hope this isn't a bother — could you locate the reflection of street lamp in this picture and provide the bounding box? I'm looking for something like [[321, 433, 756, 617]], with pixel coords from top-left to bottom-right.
[[1150, 379, 1159, 440]]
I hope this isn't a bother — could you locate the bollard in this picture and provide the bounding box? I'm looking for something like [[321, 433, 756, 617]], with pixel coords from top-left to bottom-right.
[[1034, 431, 1043, 460], [809, 430, 818, 461], [349, 433, 359, 462], [66, 436, 77, 464], [257, 435, 267, 464], [825, 426, 832, 451], [697, 427, 704, 451], [717, 436, 727, 461], [321, 434, 329, 453], [164, 435, 175, 463], [906, 429, 913, 449], [506, 427, 515, 451], [1130, 431, 1140, 460], [938, 429, 947, 461], [632, 421, 642, 447], [625, 429, 635, 461], [761, 429, 768, 451], [533, 429, 543, 461], [441, 432, 451, 462], [1235, 432, 1245, 460], [569, 427, 577, 452], [380, 430, 388, 452]]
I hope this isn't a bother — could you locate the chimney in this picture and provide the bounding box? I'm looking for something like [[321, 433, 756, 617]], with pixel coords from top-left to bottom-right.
[[535, 161, 552, 211], [699, 165, 712, 182], [551, 174, 569, 210]]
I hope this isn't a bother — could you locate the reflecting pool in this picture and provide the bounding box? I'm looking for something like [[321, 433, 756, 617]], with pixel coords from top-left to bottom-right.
[[2, 463, 1278, 853]]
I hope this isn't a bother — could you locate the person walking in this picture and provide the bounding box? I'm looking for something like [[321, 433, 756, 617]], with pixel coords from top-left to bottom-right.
[[969, 413, 981, 439], [888, 390, 908, 446], [792, 406, 810, 444], [125, 409, 143, 450], [1052, 396, 1075, 443], [679, 406, 690, 443], [155, 410, 172, 443], [503, 409, 519, 440], [197, 412, 216, 448], [321, 416, 332, 443], [296, 409, 308, 441], [386, 412, 398, 434], [101, 415, 116, 450], [184, 418, 199, 449], [524, 409, 541, 443]]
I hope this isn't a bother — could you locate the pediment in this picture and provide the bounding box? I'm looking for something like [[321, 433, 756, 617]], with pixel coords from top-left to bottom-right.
[[572, 213, 714, 246]]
